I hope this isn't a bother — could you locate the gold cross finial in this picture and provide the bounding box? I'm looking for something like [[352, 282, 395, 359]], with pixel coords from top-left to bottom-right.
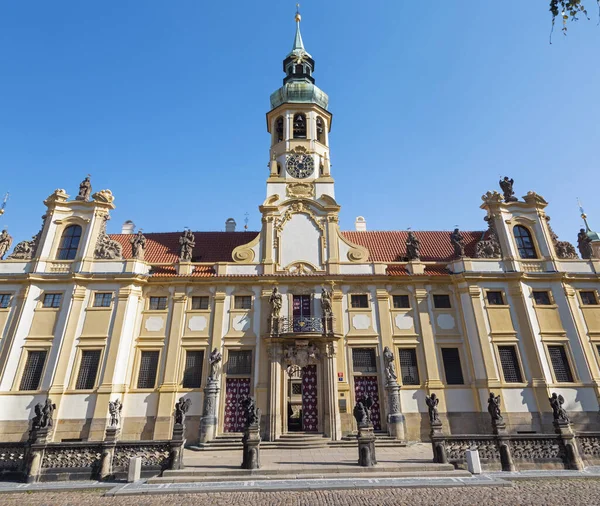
[[295, 3, 301, 22]]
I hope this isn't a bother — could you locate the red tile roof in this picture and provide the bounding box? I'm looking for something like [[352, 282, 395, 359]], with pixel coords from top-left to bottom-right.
[[110, 232, 260, 264], [342, 231, 484, 262]]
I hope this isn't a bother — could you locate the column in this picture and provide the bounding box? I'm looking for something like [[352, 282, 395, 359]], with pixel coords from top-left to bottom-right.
[[266, 342, 282, 441], [323, 341, 342, 440], [153, 288, 188, 439]]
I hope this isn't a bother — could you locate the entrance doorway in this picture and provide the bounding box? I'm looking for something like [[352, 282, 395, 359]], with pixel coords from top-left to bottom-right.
[[286, 364, 318, 432]]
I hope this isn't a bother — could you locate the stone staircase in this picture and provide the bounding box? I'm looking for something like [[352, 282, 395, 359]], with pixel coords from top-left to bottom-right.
[[190, 431, 407, 451]]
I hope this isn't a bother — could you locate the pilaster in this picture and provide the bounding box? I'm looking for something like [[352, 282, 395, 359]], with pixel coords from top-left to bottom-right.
[[414, 287, 443, 391], [322, 341, 342, 440], [266, 343, 283, 441]]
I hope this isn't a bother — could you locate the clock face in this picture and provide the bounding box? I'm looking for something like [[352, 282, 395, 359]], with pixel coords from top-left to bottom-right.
[[286, 153, 314, 179]]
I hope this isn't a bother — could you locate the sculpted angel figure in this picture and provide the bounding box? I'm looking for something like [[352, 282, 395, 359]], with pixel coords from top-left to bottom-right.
[[269, 286, 282, 318], [425, 393, 440, 424], [499, 176, 518, 202]]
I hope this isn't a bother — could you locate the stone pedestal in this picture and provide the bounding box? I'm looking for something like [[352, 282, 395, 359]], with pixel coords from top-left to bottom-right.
[[385, 381, 405, 440], [170, 423, 186, 470], [430, 421, 447, 464], [199, 378, 219, 443], [241, 424, 261, 470], [493, 421, 515, 472], [100, 426, 120, 480], [357, 425, 377, 467], [25, 427, 50, 483], [554, 420, 584, 471]]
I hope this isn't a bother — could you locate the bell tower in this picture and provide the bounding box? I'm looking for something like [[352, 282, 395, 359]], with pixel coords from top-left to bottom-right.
[[266, 8, 334, 202]]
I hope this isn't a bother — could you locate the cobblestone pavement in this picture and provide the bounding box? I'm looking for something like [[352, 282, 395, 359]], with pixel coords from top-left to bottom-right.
[[2, 479, 600, 506]]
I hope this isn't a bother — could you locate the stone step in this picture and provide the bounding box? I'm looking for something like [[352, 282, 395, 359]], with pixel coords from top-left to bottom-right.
[[151, 463, 468, 484]]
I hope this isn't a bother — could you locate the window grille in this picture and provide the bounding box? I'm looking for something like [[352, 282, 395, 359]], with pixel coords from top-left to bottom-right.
[[291, 383, 302, 395], [514, 225, 537, 259], [0, 294, 11, 308], [548, 345, 574, 383], [498, 346, 523, 383], [399, 348, 420, 385], [137, 351, 160, 389], [352, 348, 377, 373], [93, 293, 112, 308], [182, 350, 204, 388], [486, 291, 504, 305], [393, 295, 410, 309], [19, 350, 47, 391], [43, 293, 62, 308], [191, 296, 209, 310], [149, 297, 167, 310], [350, 294, 369, 309], [234, 296, 252, 310], [56, 225, 82, 260], [580, 291, 599, 306], [533, 291, 551, 305], [441, 348, 464, 385], [433, 294, 451, 309], [227, 350, 252, 375], [75, 350, 101, 390]]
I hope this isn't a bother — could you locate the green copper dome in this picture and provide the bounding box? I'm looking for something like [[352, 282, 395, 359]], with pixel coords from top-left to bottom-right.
[[270, 82, 329, 110]]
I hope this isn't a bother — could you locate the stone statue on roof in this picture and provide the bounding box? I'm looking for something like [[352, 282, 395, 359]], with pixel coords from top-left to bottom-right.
[[405, 231, 420, 261], [76, 176, 92, 202], [499, 176, 518, 202], [450, 228, 466, 258], [578, 228, 594, 259], [179, 229, 195, 262], [131, 230, 146, 260], [0, 229, 13, 260]]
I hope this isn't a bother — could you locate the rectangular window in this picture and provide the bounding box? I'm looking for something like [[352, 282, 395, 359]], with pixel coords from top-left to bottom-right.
[[149, 296, 167, 311], [42, 293, 62, 308], [498, 346, 523, 383], [352, 348, 377, 373], [486, 291, 504, 306], [234, 296, 252, 310], [393, 295, 410, 309], [227, 350, 252, 375], [433, 294, 451, 309], [93, 293, 112, 308], [0, 294, 11, 309], [19, 350, 47, 391], [548, 345, 574, 383], [137, 351, 160, 389], [350, 294, 369, 309], [533, 291, 552, 305], [399, 348, 420, 385], [75, 350, 101, 390], [191, 296, 210, 310], [182, 350, 204, 388], [441, 348, 464, 385], [580, 291, 599, 306]]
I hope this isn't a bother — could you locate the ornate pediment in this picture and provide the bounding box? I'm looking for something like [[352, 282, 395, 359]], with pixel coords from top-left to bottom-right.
[[284, 341, 320, 370]]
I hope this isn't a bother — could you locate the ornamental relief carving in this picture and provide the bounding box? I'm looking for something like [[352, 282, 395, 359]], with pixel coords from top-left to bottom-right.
[[286, 183, 315, 198]]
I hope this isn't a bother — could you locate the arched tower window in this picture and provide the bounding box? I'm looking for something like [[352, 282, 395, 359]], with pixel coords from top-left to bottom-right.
[[57, 225, 82, 260], [277, 163, 282, 176], [293, 113, 306, 139], [316, 116, 325, 144], [513, 225, 537, 259], [275, 116, 284, 143]]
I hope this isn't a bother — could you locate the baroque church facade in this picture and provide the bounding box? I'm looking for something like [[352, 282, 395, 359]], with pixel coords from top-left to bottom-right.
[[0, 13, 600, 445]]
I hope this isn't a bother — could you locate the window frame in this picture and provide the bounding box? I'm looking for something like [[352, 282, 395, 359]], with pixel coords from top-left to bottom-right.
[[233, 295, 252, 310], [398, 347, 420, 386], [135, 349, 161, 390], [350, 294, 370, 309], [433, 294, 452, 309], [440, 347, 465, 385], [17, 349, 48, 392], [191, 296, 210, 311], [42, 293, 63, 309], [56, 224, 83, 261], [93, 292, 113, 308], [497, 345, 525, 384], [546, 344, 576, 384], [513, 225, 538, 259], [392, 294, 410, 309], [486, 290, 505, 306], [579, 290, 599, 306], [0, 293, 12, 309], [181, 349, 205, 389], [73, 348, 103, 391], [225, 349, 253, 376], [148, 296, 168, 311], [351, 347, 378, 375], [292, 113, 307, 139], [532, 290, 553, 306]]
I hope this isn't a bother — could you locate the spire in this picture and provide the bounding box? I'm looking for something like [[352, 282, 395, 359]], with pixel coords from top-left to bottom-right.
[[291, 4, 305, 54]]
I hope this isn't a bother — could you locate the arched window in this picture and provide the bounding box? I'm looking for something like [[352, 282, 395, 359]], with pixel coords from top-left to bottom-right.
[[277, 163, 282, 176], [316, 117, 325, 143], [514, 225, 537, 259], [293, 113, 306, 138], [275, 116, 284, 143], [57, 225, 82, 260]]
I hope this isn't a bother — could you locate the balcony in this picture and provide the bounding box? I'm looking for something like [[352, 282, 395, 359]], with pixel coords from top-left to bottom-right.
[[269, 316, 335, 337]]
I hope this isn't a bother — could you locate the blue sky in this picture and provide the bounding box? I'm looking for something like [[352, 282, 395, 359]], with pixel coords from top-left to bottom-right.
[[0, 1, 598, 245]]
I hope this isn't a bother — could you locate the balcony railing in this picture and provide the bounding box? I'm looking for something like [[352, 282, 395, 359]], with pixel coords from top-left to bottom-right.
[[269, 316, 335, 337]]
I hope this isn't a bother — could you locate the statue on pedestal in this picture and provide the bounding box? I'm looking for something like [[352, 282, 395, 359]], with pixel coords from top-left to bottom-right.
[[76, 175, 92, 202], [578, 229, 594, 259], [131, 230, 147, 260], [405, 231, 420, 261], [179, 229, 195, 261], [499, 177, 518, 202], [0, 229, 12, 260], [108, 399, 122, 428], [487, 392, 503, 424], [549, 393, 569, 423], [425, 393, 440, 424], [208, 348, 222, 380], [383, 346, 397, 383], [269, 286, 282, 318], [174, 397, 192, 426], [450, 228, 466, 258], [321, 288, 332, 316]]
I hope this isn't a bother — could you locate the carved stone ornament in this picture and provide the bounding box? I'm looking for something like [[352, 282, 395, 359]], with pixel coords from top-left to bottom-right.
[[425, 393, 440, 425], [383, 346, 398, 383], [31, 399, 56, 430], [91, 189, 115, 205], [243, 396, 261, 429], [450, 228, 466, 258], [286, 182, 315, 198], [320, 288, 333, 316], [287, 262, 316, 275], [94, 215, 123, 260], [475, 216, 502, 259], [174, 397, 192, 426], [269, 286, 282, 317], [487, 392, 504, 424], [546, 216, 578, 259], [208, 348, 222, 380], [481, 190, 503, 205], [549, 392, 569, 423], [284, 341, 320, 369], [108, 399, 122, 428], [130, 230, 147, 260], [45, 189, 69, 204], [0, 229, 13, 260], [523, 191, 548, 206], [7, 215, 46, 261]]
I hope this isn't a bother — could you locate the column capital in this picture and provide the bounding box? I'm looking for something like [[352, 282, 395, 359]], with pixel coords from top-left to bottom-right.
[[414, 288, 428, 300]]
